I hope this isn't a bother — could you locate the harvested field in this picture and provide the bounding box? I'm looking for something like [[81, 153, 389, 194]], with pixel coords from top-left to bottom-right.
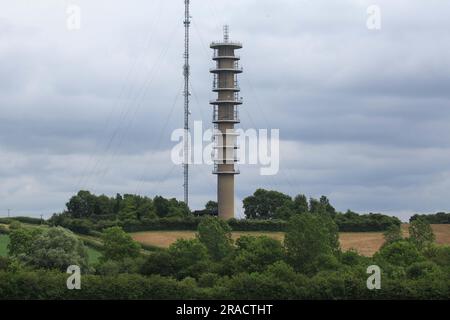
[[131, 224, 450, 257]]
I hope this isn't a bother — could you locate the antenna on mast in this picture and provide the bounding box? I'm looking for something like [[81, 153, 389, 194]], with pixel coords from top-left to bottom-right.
[[183, 0, 191, 207]]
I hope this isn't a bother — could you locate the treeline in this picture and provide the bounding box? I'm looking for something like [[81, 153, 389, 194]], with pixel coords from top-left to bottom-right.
[[47, 190, 401, 233], [0, 216, 43, 225], [410, 212, 450, 224], [0, 215, 449, 299]]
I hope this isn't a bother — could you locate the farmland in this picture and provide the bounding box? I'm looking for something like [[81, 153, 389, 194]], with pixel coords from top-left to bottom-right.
[[131, 224, 450, 256]]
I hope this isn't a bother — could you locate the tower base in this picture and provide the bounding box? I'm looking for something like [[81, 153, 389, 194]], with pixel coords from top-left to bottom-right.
[[217, 174, 234, 220]]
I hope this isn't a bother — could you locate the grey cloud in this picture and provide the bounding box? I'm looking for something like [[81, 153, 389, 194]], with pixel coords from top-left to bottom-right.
[[1, 0, 450, 220]]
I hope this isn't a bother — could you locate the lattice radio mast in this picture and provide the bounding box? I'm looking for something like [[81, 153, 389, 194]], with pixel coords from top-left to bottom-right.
[[183, 0, 191, 206]]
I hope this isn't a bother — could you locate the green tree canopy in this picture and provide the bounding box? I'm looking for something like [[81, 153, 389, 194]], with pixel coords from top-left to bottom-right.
[[9, 227, 88, 271], [101, 226, 141, 262], [293, 194, 309, 213], [285, 213, 340, 274], [243, 189, 292, 219], [409, 218, 435, 249], [205, 201, 218, 212], [7, 227, 43, 257], [168, 239, 209, 279], [197, 216, 233, 261], [375, 240, 424, 267], [233, 236, 285, 273], [383, 224, 403, 245]]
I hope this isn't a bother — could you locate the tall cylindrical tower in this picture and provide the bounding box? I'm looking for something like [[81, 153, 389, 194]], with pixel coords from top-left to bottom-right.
[[210, 26, 243, 220]]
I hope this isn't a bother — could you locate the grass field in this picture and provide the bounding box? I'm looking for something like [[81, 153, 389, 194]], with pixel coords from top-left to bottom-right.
[[0, 234, 10, 257], [86, 246, 102, 264], [131, 224, 450, 257]]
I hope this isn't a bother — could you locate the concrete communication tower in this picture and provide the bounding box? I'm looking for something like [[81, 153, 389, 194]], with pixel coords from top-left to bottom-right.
[[210, 26, 243, 219]]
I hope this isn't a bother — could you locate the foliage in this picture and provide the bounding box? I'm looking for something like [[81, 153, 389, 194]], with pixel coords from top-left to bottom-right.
[[0, 225, 9, 235], [95, 257, 145, 276], [409, 218, 435, 249], [140, 250, 176, 277], [8, 227, 89, 271], [374, 240, 424, 267], [49, 190, 401, 234], [285, 214, 339, 274], [167, 239, 210, 279], [410, 212, 450, 224], [406, 261, 441, 280], [383, 224, 403, 245], [1, 214, 450, 299], [422, 244, 450, 269], [243, 189, 293, 219], [232, 236, 285, 273], [197, 217, 233, 261], [101, 227, 141, 262], [7, 228, 43, 257], [0, 235, 10, 257], [52, 191, 190, 224], [335, 210, 401, 232], [0, 216, 44, 225]]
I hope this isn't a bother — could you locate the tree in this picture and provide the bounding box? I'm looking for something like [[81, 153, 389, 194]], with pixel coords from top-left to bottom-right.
[[375, 240, 423, 267], [243, 189, 292, 219], [409, 218, 435, 249], [8, 227, 43, 257], [9, 227, 89, 271], [319, 196, 336, 217], [309, 196, 336, 217], [285, 213, 340, 274], [168, 239, 209, 279], [233, 236, 285, 273], [153, 196, 189, 218], [141, 251, 175, 277], [101, 227, 141, 262], [205, 201, 218, 212], [293, 194, 309, 213], [274, 202, 295, 220], [383, 224, 403, 245], [197, 217, 233, 261], [66, 190, 97, 218]]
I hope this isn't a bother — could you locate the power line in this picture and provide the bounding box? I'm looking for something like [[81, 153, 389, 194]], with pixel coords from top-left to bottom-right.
[[75, 0, 165, 191]]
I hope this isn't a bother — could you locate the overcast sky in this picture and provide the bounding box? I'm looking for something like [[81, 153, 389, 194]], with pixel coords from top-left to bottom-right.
[[1, 0, 450, 221]]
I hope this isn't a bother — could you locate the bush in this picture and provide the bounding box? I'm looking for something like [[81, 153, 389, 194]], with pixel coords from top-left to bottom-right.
[[95, 257, 146, 276], [0, 225, 8, 235], [335, 211, 401, 232], [101, 227, 141, 262], [141, 251, 176, 277], [233, 236, 285, 273], [406, 261, 441, 279], [9, 217, 44, 225], [422, 244, 450, 269], [9, 227, 89, 271], [168, 239, 210, 279], [0, 257, 10, 271], [375, 240, 424, 267]]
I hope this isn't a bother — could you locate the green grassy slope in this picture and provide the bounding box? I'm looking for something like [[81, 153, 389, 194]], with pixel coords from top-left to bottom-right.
[[0, 235, 10, 257]]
